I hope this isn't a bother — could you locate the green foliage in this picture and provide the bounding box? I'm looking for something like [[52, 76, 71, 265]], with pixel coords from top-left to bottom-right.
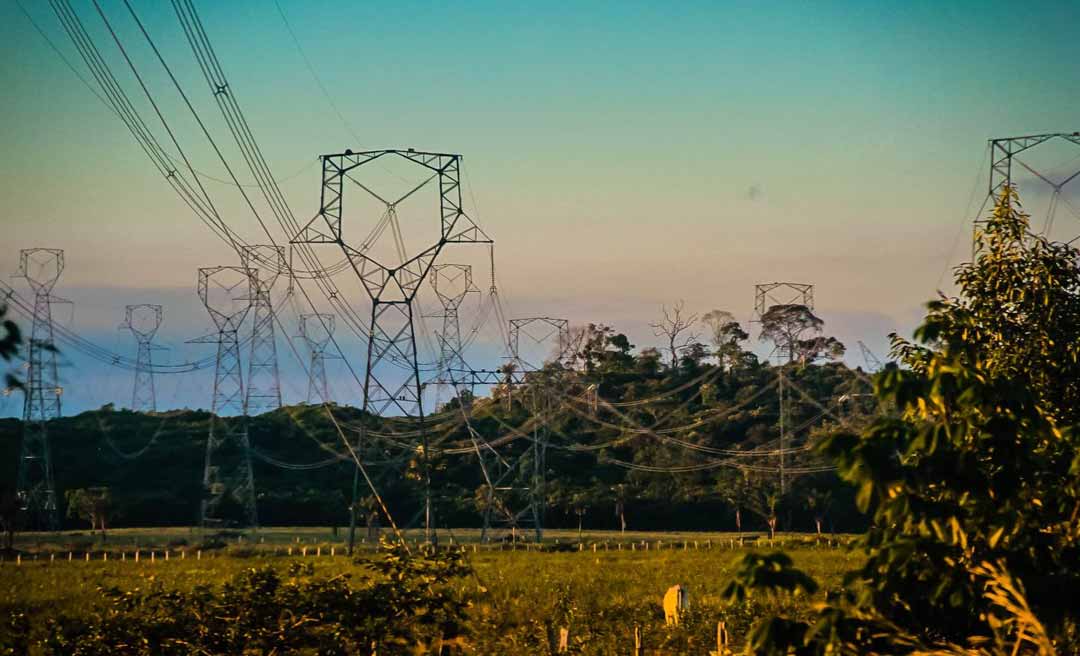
[[0, 332, 869, 533], [759, 305, 845, 364], [728, 187, 1080, 654], [64, 488, 112, 533], [721, 552, 818, 603], [0, 304, 22, 393], [7, 541, 471, 655]]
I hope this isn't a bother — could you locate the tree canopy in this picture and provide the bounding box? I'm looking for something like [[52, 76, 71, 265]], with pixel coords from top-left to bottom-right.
[[732, 186, 1080, 654]]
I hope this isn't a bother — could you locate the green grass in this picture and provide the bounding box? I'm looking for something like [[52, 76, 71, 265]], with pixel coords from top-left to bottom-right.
[[1, 529, 859, 653]]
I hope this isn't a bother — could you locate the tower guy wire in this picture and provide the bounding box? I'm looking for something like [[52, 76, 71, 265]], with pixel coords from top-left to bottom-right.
[[13, 248, 66, 531], [190, 266, 258, 530]]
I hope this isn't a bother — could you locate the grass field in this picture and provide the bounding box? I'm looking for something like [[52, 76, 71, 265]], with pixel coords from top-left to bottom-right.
[[1, 529, 859, 654]]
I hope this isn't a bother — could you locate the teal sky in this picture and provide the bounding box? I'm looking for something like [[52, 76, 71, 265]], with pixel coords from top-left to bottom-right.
[[2, 0, 1079, 413]]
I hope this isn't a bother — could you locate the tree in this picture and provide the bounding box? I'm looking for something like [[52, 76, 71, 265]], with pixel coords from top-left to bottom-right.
[[635, 347, 663, 375], [0, 304, 21, 551], [730, 186, 1080, 654], [759, 304, 822, 363], [568, 490, 591, 540], [0, 489, 16, 551], [0, 303, 22, 388], [65, 487, 113, 538], [611, 484, 628, 534], [727, 469, 781, 539], [565, 323, 635, 376], [804, 486, 832, 536], [650, 300, 700, 369], [759, 304, 845, 363], [796, 334, 846, 362], [701, 310, 749, 369]]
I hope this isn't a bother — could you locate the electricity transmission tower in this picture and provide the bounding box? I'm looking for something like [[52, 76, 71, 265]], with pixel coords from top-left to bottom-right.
[[472, 317, 569, 543], [857, 340, 883, 372], [985, 133, 1080, 241], [120, 304, 163, 412], [293, 149, 491, 549], [752, 282, 815, 495], [298, 313, 335, 404], [13, 249, 65, 530], [430, 263, 479, 399], [191, 266, 258, 529], [241, 246, 285, 415]]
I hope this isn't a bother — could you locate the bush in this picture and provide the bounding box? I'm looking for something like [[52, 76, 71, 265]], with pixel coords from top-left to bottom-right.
[[8, 538, 472, 655]]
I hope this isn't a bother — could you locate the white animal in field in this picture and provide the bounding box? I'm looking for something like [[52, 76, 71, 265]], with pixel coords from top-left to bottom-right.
[[663, 584, 689, 626]]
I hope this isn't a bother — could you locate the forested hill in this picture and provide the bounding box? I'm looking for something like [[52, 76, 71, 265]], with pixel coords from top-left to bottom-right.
[[0, 336, 872, 533]]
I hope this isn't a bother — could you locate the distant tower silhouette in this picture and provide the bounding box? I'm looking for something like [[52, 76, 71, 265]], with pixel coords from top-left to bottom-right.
[[241, 246, 285, 415], [430, 264, 479, 388], [14, 248, 65, 530], [120, 304, 163, 413], [752, 281, 816, 496], [298, 313, 335, 404], [191, 266, 258, 529]]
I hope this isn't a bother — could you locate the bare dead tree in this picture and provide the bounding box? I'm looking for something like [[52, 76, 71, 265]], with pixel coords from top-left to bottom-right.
[[650, 300, 700, 369]]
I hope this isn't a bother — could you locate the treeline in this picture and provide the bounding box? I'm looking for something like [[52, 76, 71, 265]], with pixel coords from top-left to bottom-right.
[[0, 336, 873, 534]]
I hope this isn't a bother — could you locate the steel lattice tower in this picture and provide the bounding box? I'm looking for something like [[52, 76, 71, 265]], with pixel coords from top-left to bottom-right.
[[752, 282, 814, 495], [985, 133, 1080, 241], [294, 149, 491, 548], [430, 264, 478, 395], [298, 313, 335, 404], [473, 317, 569, 543], [191, 266, 258, 529], [120, 304, 163, 413], [241, 246, 285, 415], [14, 249, 65, 530]]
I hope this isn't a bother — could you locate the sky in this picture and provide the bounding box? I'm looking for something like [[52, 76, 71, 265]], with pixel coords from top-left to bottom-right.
[[2, 0, 1080, 416]]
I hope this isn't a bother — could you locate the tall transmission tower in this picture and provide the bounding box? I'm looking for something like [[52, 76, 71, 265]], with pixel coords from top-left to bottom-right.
[[241, 246, 285, 415], [298, 313, 335, 404], [13, 249, 65, 530], [120, 304, 163, 413], [430, 263, 479, 399], [293, 149, 492, 549], [752, 282, 815, 495], [472, 317, 570, 542], [986, 133, 1080, 240], [191, 266, 258, 529]]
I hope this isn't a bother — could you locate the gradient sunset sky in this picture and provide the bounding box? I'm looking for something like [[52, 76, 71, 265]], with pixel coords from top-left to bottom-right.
[[2, 0, 1079, 415]]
